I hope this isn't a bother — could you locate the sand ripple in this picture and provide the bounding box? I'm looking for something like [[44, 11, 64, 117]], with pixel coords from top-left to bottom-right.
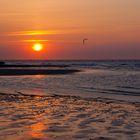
[[0, 94, 140, 140]]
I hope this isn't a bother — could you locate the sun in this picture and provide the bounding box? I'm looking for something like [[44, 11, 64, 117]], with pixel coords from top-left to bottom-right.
[[32, 43, 43, 52]]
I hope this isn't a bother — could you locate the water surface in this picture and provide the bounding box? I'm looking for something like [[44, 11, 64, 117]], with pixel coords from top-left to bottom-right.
[[0, 60, 140, 102]]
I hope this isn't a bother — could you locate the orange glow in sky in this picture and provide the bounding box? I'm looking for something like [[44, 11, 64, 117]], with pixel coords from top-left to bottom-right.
[[0, 0, 140, 59]]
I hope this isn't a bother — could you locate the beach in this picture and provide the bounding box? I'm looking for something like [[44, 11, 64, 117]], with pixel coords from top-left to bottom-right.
[[0, 93, 140, 140], [0, 60, 140, 140]]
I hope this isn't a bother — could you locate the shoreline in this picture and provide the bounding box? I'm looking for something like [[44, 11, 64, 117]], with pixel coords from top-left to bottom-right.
[[0, 91, 140, 105]]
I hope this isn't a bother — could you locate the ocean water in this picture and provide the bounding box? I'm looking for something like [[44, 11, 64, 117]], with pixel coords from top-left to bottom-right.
[[0, 60, 140, 102]]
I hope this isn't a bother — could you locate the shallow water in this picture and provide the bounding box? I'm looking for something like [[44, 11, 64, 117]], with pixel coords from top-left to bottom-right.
[[0, 60, 140, 102]]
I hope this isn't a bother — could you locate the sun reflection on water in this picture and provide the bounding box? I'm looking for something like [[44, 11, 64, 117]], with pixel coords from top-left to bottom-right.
[[30, 122, 47, 139]]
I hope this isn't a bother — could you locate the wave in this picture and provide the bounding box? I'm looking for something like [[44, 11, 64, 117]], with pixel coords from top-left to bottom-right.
[[77, 86, 140, 97]]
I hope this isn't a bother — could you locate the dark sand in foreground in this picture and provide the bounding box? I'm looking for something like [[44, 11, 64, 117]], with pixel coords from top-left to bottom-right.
[[0, 93, 140, 140]]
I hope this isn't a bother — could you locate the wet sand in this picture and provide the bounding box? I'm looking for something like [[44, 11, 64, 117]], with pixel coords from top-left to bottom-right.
[[0, 93, 140, 140]]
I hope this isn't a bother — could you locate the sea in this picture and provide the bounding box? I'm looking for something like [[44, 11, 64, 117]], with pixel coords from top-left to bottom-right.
[[0, 60, 140, 103]]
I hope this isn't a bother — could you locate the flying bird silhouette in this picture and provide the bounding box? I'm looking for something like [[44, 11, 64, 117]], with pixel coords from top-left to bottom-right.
[[83, 38, 88, 45]]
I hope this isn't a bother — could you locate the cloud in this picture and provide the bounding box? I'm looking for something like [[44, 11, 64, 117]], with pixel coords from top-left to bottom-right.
[[8, 30, 59, 36], [22, 39, 49, 43]]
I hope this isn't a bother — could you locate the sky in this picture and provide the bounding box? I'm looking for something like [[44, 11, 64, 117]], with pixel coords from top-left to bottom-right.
[[0, 0, 140, 60]]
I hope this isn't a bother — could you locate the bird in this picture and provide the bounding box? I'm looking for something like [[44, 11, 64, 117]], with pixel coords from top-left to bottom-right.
[[83, 38, 88, 45]]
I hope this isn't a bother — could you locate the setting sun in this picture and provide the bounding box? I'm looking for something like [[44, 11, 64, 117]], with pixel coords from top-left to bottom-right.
[[32, 43, 43, 52]]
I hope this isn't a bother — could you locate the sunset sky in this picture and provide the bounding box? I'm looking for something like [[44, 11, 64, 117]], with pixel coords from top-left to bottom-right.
[[0, 0, 140, 60]]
